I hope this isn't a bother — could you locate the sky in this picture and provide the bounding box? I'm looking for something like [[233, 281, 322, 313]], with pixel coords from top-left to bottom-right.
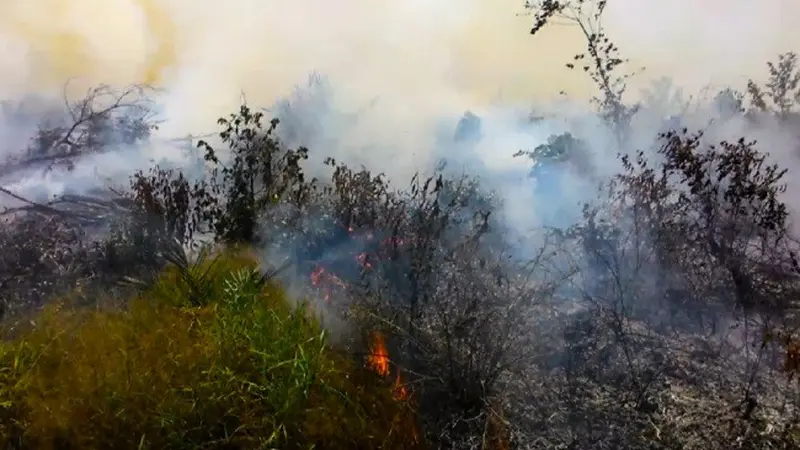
[[0, 0, 797, 134]]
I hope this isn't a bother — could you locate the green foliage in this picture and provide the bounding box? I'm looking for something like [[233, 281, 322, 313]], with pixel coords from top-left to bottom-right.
[[513, 132, 592, 176], [197, 105, 315, 244], [123, 104, 318, 260], [525, 0, 638, 138], [747, 52, 800, 116], [0, 249, 422, 449]]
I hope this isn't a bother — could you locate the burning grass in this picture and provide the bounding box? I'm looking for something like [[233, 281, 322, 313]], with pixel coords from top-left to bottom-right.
[[0, 248, 423, 449]]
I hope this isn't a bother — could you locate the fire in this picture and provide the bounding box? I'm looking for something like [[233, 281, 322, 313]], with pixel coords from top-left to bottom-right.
[[310, 266, 325, 286], [356, 252, 373, 270], [367, 331, 390, 377], [393, 370, 409, 401], [305, 228, 416, 403], [366, 331, 411, 402], [303, 226, 421, 442], [308, 227, 414, 303], [309, 265, 346, 302]]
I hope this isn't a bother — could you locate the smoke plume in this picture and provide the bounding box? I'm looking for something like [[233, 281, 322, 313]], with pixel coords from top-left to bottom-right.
[[0, 0, 798, 232]]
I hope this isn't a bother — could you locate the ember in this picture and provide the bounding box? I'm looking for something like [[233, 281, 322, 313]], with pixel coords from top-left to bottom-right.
[[309, 265, 346, 302]]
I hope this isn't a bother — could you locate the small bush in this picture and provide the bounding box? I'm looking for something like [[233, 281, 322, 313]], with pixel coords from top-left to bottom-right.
[[0, 249, 422, 449]]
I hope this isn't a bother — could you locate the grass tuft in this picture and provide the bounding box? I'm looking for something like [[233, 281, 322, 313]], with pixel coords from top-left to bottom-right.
[[0, 248, 422, 449]]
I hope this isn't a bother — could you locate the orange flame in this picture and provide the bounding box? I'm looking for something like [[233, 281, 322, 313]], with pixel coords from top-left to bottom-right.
[[367, 331, 390, 377], [393, 370, 409, 401], [304, 228, 422, 443], [367, 332, 412, 402]]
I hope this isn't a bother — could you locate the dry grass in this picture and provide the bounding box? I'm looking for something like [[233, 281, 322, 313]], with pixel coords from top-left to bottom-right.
[[0, 248, 422, 449]]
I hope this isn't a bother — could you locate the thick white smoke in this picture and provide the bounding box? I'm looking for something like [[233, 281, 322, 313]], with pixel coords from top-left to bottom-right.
[[0, 0, 798, 230]]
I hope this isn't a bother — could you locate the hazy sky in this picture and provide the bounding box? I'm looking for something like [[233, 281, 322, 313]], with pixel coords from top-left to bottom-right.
[[0, 0, 798, 133]]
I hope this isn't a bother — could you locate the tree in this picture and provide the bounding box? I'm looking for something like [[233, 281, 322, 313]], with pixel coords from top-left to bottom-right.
[[746, 52, 800, 118], [525, 0, 640, 140], [0, 84, 157, 319], [196, 104, 314, 244], [535, 126, 800, 449]]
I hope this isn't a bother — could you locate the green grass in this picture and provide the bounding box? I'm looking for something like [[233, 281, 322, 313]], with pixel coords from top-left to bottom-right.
[[0, 247, 422, 449]]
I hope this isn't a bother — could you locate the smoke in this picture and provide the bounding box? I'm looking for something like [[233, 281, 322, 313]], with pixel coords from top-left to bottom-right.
[[3, 3, 800, 443], [0, 0, 799, 233]]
